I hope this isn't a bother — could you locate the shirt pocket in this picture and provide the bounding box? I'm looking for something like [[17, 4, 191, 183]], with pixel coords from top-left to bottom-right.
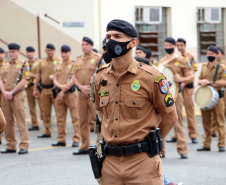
[[100, 96, 110, 119], [122, 97, 145, 119]]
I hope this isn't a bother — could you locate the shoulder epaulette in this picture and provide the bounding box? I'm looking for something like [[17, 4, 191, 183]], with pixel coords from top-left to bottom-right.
[[137, 62, 157, 75], [96, 63, 110, 73]]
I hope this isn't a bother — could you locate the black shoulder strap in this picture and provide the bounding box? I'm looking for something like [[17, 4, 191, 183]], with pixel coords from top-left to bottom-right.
[[14, 61, 26, 87], [213, 62, 220, 82]]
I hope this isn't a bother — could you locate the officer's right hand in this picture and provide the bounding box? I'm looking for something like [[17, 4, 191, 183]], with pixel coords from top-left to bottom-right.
[[198, 79, 210, 87], [33, 88, 38, 98], [81, 85, 90, 97]]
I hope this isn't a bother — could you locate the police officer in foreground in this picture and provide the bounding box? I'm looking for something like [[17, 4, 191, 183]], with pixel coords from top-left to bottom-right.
[[94, 19, 177, 184], [52, 45, 80, 147], [197, 46, 226, 152], [33, 44, 61, 138], [26, 46, 45, 131], [0, 43, 30, 154]]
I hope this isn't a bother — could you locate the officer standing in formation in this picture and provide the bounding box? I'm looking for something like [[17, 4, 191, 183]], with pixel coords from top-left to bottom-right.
[[33, 44, 61, 138], [0, 48, 7, 144], [211, 47, 226, 137], [94, 19, 177, 184], [166, 38, 198, 144], [52, 45, 80, 147], [26, 46, 45, 131], [73, 37, 102, 155], [197, 46, 226, 152], [158, 37, 194, 159], [0, 43, 30, 154]]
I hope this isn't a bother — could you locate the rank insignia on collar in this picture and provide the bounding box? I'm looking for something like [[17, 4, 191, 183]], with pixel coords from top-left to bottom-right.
[[131, 80, 140, 91], [164, 94, 174, 107], [155, 75, 169, 94], [98, 91, 109, 97], [101, 80, 107, 86]]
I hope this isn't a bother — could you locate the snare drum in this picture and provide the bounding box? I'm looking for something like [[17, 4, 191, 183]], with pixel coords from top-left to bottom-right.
[[193, 86, 219, 110], [158, 66, 179, 100]]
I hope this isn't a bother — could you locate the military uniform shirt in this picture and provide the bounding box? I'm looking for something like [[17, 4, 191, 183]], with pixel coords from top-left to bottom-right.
[[54, 59, 75, 85], [183, 52, 198, 71], [199, 62, 226, 91], [0, 59, 30, 91], [95, 59, 175, 146], [74, 51, 101, 85], [37, 57, 62, 86]]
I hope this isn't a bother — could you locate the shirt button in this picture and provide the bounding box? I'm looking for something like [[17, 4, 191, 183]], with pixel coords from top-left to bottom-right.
[[115, 134, 118, 138], [102, 102, 103, 104], [140, 63, 142, 67], [116, 84, 120, 87], [115, 118, 118, 121], [133, 102, 136, 105], [116, 101, 118, 104]]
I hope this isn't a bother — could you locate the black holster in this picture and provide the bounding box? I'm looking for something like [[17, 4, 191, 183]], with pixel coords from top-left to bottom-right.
[[219, 88, 225, 98], [37, 80, 43, 93], [88, 146, 105, 179], [68, 85, 76, 92], [52, 86, 60, 99], [185, 82, 194, 89]]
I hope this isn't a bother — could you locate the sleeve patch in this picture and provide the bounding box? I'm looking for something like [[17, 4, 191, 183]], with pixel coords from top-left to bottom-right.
[[155, 75, 169, 94], [164, 94, 174, 107]]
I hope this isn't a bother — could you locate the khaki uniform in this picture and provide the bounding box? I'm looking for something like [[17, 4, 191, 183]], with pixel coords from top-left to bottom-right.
[[199, 63, 226, 148], [0, 59, 30, 150], [95, 59, 176, 185], [74, 51, 101, 150], [0, 59, 7, 143], [181, 52, 198, 139], [54, 59, 80, 143], [211, 59, 226, 135], [37, 56, 62, 136], [159, 56, 191, 155], [26, 59, 44, 127]]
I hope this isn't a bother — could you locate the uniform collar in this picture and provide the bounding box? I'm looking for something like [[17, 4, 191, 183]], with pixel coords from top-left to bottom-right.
[[106, 58, 138, 75], [63, 59, 71, 64], [9, 60, 19, 64], [207, 61, 218, 69], [82, 51, 94, 60], [28, 58, 36, 65], [47, 56, 55, 61], [182, 51, 188, 57]]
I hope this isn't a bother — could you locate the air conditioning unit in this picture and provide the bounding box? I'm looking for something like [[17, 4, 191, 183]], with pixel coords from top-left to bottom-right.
[[135, 7, 162, 24], [197, 8, 221, 23]]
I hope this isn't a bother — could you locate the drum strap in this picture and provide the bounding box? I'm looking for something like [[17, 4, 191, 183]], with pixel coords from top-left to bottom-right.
[[213, 63, 220, 83]]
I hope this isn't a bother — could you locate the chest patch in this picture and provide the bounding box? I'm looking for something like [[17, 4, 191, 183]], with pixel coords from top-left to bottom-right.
[[131, 80, 140, 91]]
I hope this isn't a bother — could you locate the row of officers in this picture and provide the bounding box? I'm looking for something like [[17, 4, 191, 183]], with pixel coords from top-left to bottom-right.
[[0, 35, 225, 158], [0, 36, 105, 155]]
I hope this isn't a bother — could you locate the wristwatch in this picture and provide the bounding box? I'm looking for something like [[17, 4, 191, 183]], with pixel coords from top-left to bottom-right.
[[9, 91, 13, 95]]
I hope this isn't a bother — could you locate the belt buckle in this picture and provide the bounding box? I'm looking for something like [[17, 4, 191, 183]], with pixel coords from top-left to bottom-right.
[[116, 146, 125, 156]]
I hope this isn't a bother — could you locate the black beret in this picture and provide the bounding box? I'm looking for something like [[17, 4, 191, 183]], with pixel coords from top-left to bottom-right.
[[102, 38, 106, 48], [46, 43, 55, 50], [92, 48, 98, 53], [208, 45, 218, 54], [0, 48, 5, 53], [61, 45, 71, 52], [134, 56, 151, 66], [218, 47, 224, 55], [136, 46, 146, 53], [177, 38, 186, 44], [107, 19, 138, 37], [83, 37, 93, 45], [26, 46, 35, 52], [146, 49, 152, 58], [8, 43, 20, 50], [165, 37, 176, 45]]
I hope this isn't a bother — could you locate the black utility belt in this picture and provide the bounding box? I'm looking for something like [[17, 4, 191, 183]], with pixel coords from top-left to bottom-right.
[[42, 84, 54, 89], [102, 128, 163, 157], [185, 82, 194, 89], [30, 83, 34, 86]]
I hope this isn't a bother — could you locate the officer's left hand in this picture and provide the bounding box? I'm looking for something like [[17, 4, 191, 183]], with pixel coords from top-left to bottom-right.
[[181, 82, 186, 90], [4, 91, 13, 100], [174, 74, 181, 82]]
